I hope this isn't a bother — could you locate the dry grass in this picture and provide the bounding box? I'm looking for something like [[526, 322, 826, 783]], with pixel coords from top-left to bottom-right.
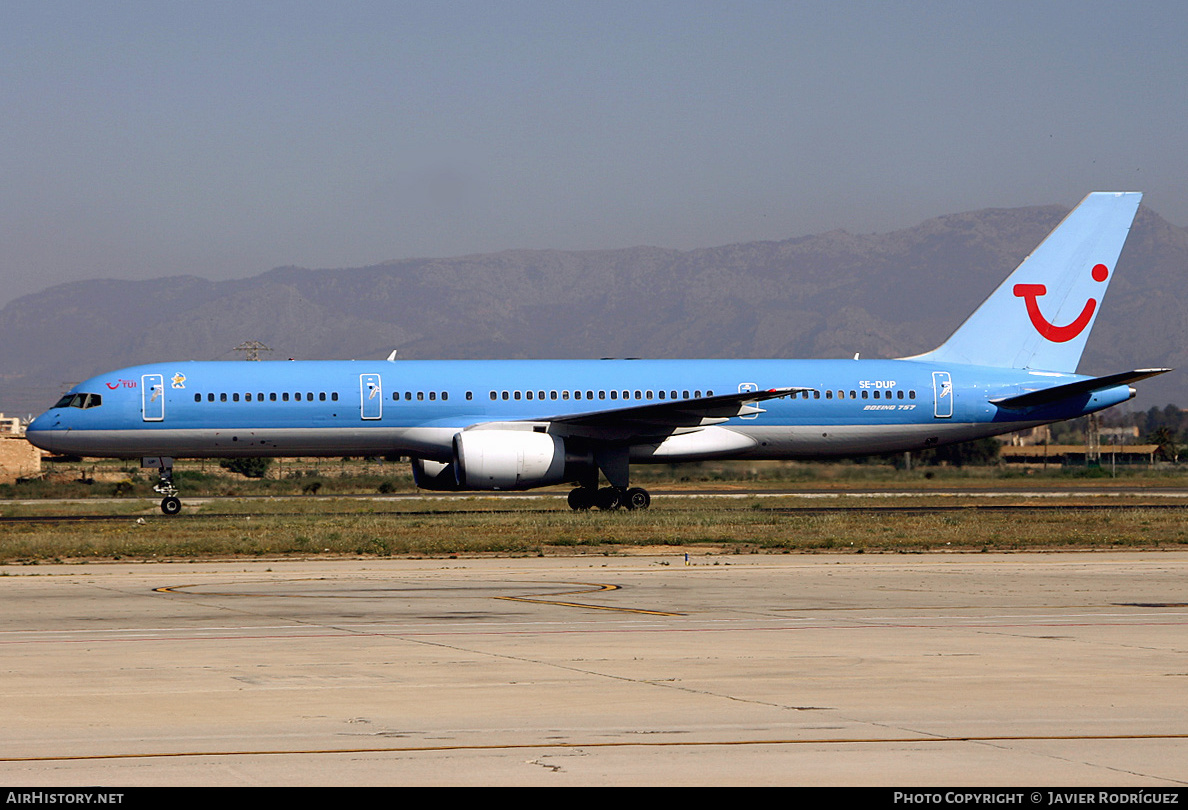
[[3, 494, 1188, 563]]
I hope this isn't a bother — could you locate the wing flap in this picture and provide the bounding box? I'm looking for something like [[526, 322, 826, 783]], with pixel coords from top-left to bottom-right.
[[511, 387, 807, 440]]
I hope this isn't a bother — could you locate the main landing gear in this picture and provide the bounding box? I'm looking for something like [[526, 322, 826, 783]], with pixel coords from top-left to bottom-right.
[[567, 486, 651, 511], [566, 446, 650, 511]]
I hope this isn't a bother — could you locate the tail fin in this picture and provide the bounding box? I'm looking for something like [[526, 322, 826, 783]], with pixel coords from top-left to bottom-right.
[[912, 191, 1142, 372]]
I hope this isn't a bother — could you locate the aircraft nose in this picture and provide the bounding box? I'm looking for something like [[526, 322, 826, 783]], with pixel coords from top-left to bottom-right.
[[24, 413, 61, 452]]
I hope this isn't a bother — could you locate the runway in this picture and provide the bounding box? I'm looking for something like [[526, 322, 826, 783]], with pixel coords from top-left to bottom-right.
[[1, 552, 1186, 786]]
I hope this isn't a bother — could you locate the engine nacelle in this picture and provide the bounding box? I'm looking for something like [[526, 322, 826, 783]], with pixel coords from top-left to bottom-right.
[[410, 458, 465, 491], [452, 430, 567, 490]]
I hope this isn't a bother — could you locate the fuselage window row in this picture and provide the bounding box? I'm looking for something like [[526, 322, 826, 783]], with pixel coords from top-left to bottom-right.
[[194, 392, 341, 403], [391, 391, 453, 402], [487, 389, 714, 402], [185, 388, 916, 406]]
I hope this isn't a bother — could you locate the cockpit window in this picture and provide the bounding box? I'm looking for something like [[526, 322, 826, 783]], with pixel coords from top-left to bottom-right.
[[53, 393, 103, 409]]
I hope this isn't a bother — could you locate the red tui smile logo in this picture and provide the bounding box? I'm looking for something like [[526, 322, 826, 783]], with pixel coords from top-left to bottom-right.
[[1013, 263, 1109, 343]]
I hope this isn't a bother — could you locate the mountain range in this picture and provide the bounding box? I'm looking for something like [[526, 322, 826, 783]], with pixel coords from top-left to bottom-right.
[[2, 202, 1185, 418]]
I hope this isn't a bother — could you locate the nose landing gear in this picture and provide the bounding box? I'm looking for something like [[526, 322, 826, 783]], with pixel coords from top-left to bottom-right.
[[144, 457, 182, 516]]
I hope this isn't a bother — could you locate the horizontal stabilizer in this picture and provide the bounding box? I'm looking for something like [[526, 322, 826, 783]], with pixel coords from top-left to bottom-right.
[[991, 368, 1171, 410]]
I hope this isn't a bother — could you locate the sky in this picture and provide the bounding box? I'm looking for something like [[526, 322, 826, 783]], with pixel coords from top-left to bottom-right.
[[2, 0, 1186, 309]]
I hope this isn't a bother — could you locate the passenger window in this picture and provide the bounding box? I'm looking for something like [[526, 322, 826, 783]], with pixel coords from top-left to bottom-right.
[[194, 394, 201, 402], [220, 393, 227, 402], [282, 393, 289, 401], [442, 392, 449, 401], [429, 391, 436, 401], [562, 391, 570, 400], [418, 392, 425, 401], [208, 393, 215, 402], [466, 391, 473, 400], [825, 390, 833, 399]]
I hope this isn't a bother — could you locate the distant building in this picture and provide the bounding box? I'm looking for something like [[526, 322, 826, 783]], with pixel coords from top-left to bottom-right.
[[1100, 426, 1140, 442], [999, 426, 1052, 446], [0, 413, 40, 482]]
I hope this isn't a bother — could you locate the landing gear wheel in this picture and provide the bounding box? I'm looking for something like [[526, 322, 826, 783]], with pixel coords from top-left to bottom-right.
[[595, 486, 623, 511], [160, 496, 182, 516], [623, 487, 651, 511], [568, 487, 595, 511]]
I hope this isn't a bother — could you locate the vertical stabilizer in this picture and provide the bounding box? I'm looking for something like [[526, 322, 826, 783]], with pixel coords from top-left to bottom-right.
[[912, 192, 1141, 372]]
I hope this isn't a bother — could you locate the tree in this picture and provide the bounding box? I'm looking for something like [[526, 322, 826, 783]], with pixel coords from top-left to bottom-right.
[[219, 457, 273, 478], [916, 437, 1001, 467], [1146, 426, 1179, 463]]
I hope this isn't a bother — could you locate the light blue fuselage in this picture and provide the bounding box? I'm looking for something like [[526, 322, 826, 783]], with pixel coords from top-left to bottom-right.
[[26, 357, 1130, 463]]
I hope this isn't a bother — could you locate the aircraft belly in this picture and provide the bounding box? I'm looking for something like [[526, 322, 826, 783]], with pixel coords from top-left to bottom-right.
[[33, 427, 458, 460], [715, 421, 1048, 460]]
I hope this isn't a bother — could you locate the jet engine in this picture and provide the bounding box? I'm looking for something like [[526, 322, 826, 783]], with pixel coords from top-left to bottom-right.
[[410, 458, 464, 491], [452, 430, 567, 490]]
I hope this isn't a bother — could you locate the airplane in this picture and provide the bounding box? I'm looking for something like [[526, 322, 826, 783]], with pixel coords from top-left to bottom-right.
[[25, 192, 1168, 515]]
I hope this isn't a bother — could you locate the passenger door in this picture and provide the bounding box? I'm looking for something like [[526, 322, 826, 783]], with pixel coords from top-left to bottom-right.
[[737, 382, 759, 420], [360, 374, 383, 420], [141, 374, 165, 422], [932, 371, 953, 418]]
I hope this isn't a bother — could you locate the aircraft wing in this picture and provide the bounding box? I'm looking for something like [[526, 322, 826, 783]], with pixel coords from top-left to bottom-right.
[[509, 387, 807, 440], [990, 368, 1171, 410]]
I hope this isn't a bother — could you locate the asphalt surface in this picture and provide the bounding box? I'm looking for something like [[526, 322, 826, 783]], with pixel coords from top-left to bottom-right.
[[1, 552, 1186, 786]]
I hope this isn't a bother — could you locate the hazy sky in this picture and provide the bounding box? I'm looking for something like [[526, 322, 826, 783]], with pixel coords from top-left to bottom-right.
[[3, 1, 1185, 308]]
